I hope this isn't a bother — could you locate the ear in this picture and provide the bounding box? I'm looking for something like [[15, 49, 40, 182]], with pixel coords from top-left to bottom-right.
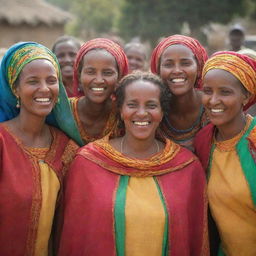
[[242, 91, 251, 107]]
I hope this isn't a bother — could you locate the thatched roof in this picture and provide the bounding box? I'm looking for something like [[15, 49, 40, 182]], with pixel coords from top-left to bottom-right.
[[0, 0, 72, 26]]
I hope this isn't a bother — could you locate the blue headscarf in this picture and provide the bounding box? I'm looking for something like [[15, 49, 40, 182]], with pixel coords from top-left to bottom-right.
[[0, 41, 83, 146]]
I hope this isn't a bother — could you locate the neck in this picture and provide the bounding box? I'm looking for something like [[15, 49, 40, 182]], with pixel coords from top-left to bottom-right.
[[170, 89, 201, 113], [216, 113, 247, 141], [121, 134, 159, 158], [63, 77, 74, 92], [80, 97, 112, 118]]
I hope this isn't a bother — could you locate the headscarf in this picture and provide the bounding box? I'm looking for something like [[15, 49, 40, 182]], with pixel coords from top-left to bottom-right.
[[73, 38, 129, 93], [202, 51, 256, 110], [0, 41, 83, 145], [150, 34, 208, 88]]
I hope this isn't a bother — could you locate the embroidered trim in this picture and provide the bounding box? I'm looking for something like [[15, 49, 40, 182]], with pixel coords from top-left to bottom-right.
[[70, 97, 118, 143]]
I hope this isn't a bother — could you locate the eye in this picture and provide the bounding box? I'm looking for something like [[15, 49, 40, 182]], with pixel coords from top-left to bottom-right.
[[47, 77, 58, 85], [162, 62, 172, 68], [220, 89, 232, 95], [127, 103, 137, 108], [84, 69, 95, 75], [181, 61, 191, 66], [202, 87, 212, 95], [103, 70, 115, 76], [147, 103, 157, 109], [27, 80, 38, 85]]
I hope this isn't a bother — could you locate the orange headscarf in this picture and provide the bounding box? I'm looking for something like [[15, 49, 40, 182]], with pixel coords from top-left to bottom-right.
[[73, 38, 129, 94], [203, 51, 256, 110], [150, 34, 208, 88]]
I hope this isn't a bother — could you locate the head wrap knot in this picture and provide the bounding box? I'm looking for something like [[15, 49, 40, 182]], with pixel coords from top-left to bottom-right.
[[150, 34, 208, 88], [202, 51, 256, 110]]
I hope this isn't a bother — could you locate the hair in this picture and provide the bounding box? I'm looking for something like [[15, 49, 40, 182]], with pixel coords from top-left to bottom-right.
[[124, 42, 148, 60], [115, 71, 171, 117], [52, 35, 81, 53]]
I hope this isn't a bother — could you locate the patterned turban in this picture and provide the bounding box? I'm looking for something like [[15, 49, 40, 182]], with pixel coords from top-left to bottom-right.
[[202, 51, 256, 110], [7, 44, 59, 93], [150, 34, 208, 88], [73, 38, 129, 92]]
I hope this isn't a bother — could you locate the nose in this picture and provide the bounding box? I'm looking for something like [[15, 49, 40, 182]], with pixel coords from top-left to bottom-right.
[[136, 106, 148, 117], [39, 81, 50, 92], [172, 63, 182, 73], [94, 72, 104, 84], [209, 93, 220, 105]]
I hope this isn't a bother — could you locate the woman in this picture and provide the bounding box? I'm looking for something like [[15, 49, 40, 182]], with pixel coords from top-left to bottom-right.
[[194, 51, 256, 256], [124, 41, 148, 73], [151, 34, 209, 151], [0, 42, 82, 256], [58, 72, 209, 256], [70, 38, 129, 145], [52, 35, 82, 97]]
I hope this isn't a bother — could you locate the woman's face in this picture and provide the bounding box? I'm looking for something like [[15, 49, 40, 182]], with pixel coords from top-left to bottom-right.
[[16, 59, 59, 118], [121, 80, 163, 141], [125, 47, 146, 73], [54, 41, 79, 81], [159, 44, 198, 96], [202, 69, 249, 130], [80, 49, 119, 104]]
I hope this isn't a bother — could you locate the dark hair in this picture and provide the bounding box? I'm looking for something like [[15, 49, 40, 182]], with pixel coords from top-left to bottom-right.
[[52, 35, 81, 53], [116, 71, 171, 116]]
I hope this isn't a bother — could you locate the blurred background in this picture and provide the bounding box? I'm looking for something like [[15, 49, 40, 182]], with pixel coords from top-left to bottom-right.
[[1, 0, 256, 54]]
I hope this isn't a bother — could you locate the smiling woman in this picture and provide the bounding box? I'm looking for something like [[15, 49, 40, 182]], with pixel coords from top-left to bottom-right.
[[58, 72, 209, 256], [151, 35, 209, 152], [0, 42, 81, 256], [69, 38, 129, 145], [195, 51, 256, 255]]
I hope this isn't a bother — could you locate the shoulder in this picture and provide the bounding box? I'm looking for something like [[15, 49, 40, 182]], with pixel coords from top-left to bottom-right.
[[247, 124, 256, 161]]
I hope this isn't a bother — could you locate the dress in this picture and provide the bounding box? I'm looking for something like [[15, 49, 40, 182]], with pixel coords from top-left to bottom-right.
[[194, 115, 256, 256], [159, 106, 209, 152], [70, 97, 120, 145], [58, 136, 209, 256], [0, 124, 79, 256]]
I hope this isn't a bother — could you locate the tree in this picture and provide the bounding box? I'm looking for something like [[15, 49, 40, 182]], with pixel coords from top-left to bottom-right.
[[118, 0, 248, 45]]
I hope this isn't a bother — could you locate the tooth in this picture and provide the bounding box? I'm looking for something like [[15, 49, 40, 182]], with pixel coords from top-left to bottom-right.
[[134, 121, 149, 126], [211, 109, 223, 113], [92, 88, 104, 91], [35, 98, 50, 102], [172, 78, 185, 83]]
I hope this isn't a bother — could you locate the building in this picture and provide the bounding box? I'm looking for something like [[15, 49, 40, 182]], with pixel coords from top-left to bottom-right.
[[0, 0, 72, 48]]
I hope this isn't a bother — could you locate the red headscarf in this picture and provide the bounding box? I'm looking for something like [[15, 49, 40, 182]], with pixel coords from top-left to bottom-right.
[[150, 34, 208, 88], [73, 38, 129, 94], [203, 51, 256, 110]]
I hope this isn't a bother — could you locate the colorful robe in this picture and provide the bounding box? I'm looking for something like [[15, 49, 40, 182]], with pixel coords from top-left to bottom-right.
[[58, 136, 209, 256], [194, 116, 256, 256], [0, 124, 79, 256]]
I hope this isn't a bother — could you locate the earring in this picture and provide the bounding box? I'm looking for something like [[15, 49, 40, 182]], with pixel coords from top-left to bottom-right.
[[16, 97, 20, 108]]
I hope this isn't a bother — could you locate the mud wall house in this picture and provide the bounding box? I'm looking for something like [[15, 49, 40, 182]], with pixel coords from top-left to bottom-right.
[[0, 0, 72, 49]]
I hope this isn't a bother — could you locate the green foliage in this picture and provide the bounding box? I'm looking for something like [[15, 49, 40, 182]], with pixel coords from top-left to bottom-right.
[[118, 0, 248, 45]]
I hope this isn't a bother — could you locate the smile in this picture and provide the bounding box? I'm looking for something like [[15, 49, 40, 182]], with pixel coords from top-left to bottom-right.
[[171, 78, 185, 83], [211, 108, 224, 113], [133, 121, 150, 126], [91, 87, 105, 91], [34, 98, 51, 103]]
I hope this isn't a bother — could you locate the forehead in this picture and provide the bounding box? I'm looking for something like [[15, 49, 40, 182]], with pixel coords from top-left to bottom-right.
[[82, 49, 117, 67], [21, 59, 57, 76], [124, 80, 160, 98], [161, 44, 195, 59], [125, 47, 146, 57], [204, 69, 243, 88]]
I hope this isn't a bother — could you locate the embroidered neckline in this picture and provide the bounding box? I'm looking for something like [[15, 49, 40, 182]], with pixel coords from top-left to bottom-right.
[[214, 115, 253, 152], [71, 97, 117, 143]]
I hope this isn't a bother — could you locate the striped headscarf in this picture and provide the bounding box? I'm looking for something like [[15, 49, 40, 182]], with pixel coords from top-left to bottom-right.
[[0, 42, 83, 145], [73, 38, 129, 93], [202, 51, 256, 110], [150, 34, 208, 88]]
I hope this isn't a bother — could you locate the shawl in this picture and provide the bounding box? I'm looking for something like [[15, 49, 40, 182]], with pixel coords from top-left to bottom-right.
[[0, 124, 79, 256], [150, 34, 208, 88], [58, 137, 209, 255], [0, 42, 83, 146], [202, 51, 256, 110], [73, 38, 129, 94]]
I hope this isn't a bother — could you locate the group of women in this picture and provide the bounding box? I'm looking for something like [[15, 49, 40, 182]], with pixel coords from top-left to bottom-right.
[[0, 33, 255, 256]]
